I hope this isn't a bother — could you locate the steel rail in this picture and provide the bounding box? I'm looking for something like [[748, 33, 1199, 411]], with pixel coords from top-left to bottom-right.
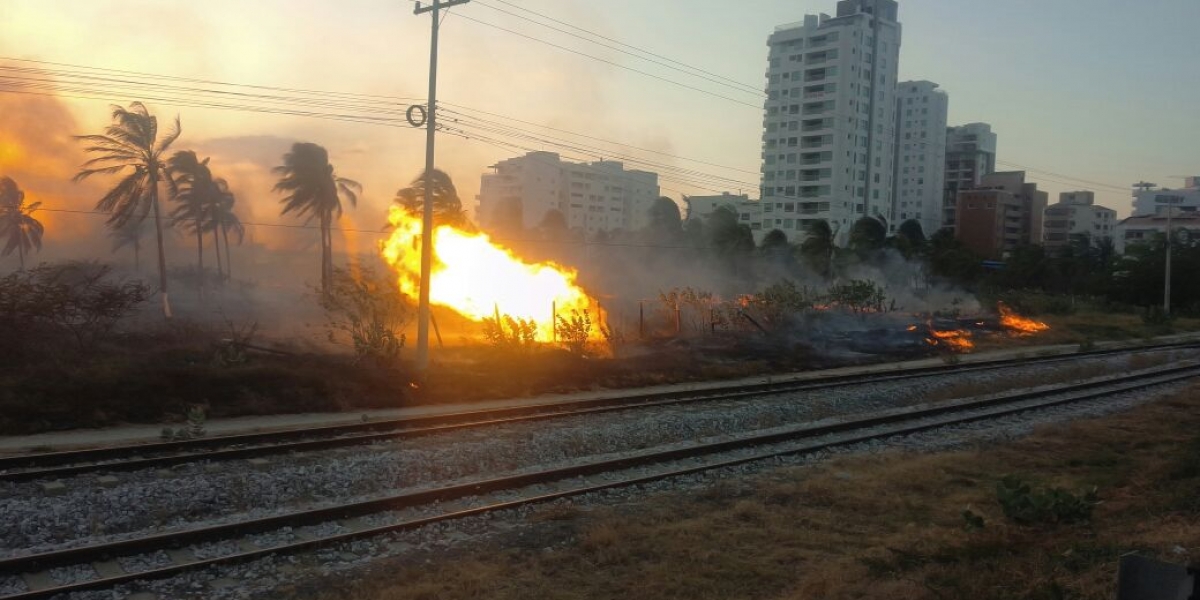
[[1, 342, 1194, 483]]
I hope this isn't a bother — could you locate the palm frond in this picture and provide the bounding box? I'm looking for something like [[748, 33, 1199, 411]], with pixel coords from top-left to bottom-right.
[[155, 115, 182, 154]]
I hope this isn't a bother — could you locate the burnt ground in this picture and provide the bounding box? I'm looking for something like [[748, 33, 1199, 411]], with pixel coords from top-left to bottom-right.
[[0, 310, 1195, 436]]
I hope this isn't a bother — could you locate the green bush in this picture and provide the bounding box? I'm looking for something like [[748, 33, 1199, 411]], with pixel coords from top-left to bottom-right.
[[996, 476, 1097, 525]]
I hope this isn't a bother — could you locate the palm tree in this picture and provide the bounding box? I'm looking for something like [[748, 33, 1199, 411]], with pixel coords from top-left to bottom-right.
[[75, 102, 181, 318], [800, 219, 836, 279], [167, 150, 217, 294], [394, 168, 467, 229], [108, 219, 145, 272], [0, 177, 44, 270], [213, 183, 245, 281], [273, 143, 360, 297]]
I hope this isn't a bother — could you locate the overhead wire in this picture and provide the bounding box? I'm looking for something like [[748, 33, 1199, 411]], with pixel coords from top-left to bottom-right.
[[484, 0, 761, 93], [472, 0, 762, 96]]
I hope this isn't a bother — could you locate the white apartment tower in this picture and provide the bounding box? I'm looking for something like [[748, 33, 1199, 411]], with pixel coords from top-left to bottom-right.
[[477, 152, 660, 235], [943, 123, 997, 231], [761, 0, 902, 243], [892, 80, 948, 237]]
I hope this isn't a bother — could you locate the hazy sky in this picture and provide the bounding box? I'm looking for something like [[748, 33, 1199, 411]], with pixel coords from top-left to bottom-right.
[[2, 0, 1198, 257]]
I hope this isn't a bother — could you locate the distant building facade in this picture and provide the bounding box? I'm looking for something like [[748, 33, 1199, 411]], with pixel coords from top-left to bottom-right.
[[954, 171, 1046, 259], [1042, 191, 1116, 250], [942, 123, 997, 232], [477, 152, 660, 236], [1116, 212, 1200, 254], [761, 0, 902, 244], [892, 80, 948, 237], [1131, 177, 1200, 217]]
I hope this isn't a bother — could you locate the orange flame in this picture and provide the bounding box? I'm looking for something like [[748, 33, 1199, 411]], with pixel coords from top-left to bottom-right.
[[927, 327, 975, 353], [380, 206, 594, 340], [998, 303, 1050, 334]]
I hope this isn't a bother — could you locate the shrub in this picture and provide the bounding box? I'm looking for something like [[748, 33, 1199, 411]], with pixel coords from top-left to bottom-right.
[[321, 267, 408, 368], [827, 279, 888, 316], [0, 261, 150, 361], [555, 310, 593, 356], [482, 314, 538, 351], [995, 476, 1097, 525]]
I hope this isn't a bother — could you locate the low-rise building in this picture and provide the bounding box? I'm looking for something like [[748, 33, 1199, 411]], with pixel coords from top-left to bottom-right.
[[1115, 212, 1200, 254], [1042, 191, 1117, 250], [476, 152, 660, 236], [1131, 177, 1200, 217], [955, 188, 1019, 260], [954, 171, 1046, 259]]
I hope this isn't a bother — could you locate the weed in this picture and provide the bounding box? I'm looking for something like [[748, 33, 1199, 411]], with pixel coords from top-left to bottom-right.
[[961, 508, 985, 532], [321, 267, 408, 368], [554, 310, 592, 356], [482, 314, 537, 352], [995, 475, 1097, 526]]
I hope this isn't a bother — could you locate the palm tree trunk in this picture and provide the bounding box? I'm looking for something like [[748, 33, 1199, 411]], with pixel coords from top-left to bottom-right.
[[222, 224, 232, 281], [196, 228, 204, 299], [150, 174, 172, 318], [321, 212, 331, 297], [134, 236, 141, 272], [212, 227, 224, 284], [17, 239, 24, 271]]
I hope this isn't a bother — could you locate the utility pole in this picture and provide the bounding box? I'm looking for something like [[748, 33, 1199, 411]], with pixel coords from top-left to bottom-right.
[[414, 0, 470, 370], [1164, 200, 1173, 315]]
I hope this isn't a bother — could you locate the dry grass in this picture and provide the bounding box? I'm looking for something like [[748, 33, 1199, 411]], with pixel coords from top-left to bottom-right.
[[286, 383, 1200, 600]]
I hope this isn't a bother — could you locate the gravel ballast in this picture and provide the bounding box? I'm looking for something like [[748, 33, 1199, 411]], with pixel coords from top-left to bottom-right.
[[0, 350, 1189, 559]]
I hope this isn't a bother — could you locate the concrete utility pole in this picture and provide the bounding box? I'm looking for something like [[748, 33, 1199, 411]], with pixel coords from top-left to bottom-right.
[[1164, 201, 1173, 315], [414, 0, 470, 370]]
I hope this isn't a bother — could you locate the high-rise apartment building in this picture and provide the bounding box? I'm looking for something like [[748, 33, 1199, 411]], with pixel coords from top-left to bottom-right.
[[476, 152, 660, 236], [892, 80, 948, 236], [761, 0, 902, 243], [943, 123, 997, 231]]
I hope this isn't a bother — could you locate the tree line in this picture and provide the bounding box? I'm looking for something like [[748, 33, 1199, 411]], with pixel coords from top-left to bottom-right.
[[0, 101, 469, 319]]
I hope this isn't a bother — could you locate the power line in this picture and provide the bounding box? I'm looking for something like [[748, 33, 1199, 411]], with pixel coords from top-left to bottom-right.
[[472, 0, 762, 96], [441, 103, 760, 175], [995, 160, 1130, 193], [443, 116, 758, 190], [450, 13, 763, 109], [484, 0, 761, 93], [0, 57, 1138, 211]]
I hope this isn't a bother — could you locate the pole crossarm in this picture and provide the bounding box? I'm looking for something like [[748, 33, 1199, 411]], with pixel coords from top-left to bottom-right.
[[414, 0, 471, 14]]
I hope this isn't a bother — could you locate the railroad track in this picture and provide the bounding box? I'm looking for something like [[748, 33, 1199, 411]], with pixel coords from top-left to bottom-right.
[[2, 360, 1197, 600], [1, 341, 1194, 483]]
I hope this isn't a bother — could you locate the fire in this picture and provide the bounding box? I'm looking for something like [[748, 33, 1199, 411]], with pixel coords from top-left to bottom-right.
[[380, 206, 594, 340], [927, 327, 975, 353], [998, 303, 1050, 334]]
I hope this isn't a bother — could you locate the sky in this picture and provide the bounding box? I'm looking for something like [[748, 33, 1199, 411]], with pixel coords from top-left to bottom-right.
[[1, 0, 1198, 262]]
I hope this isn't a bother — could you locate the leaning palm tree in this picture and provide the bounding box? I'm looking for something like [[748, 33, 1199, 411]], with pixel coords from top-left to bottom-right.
[[0, 177, 44, 270], [273, 143, 360, 297], [394, 168, 468, 229], [75, 102, 181, 318], [167, 150, 217, 295]]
